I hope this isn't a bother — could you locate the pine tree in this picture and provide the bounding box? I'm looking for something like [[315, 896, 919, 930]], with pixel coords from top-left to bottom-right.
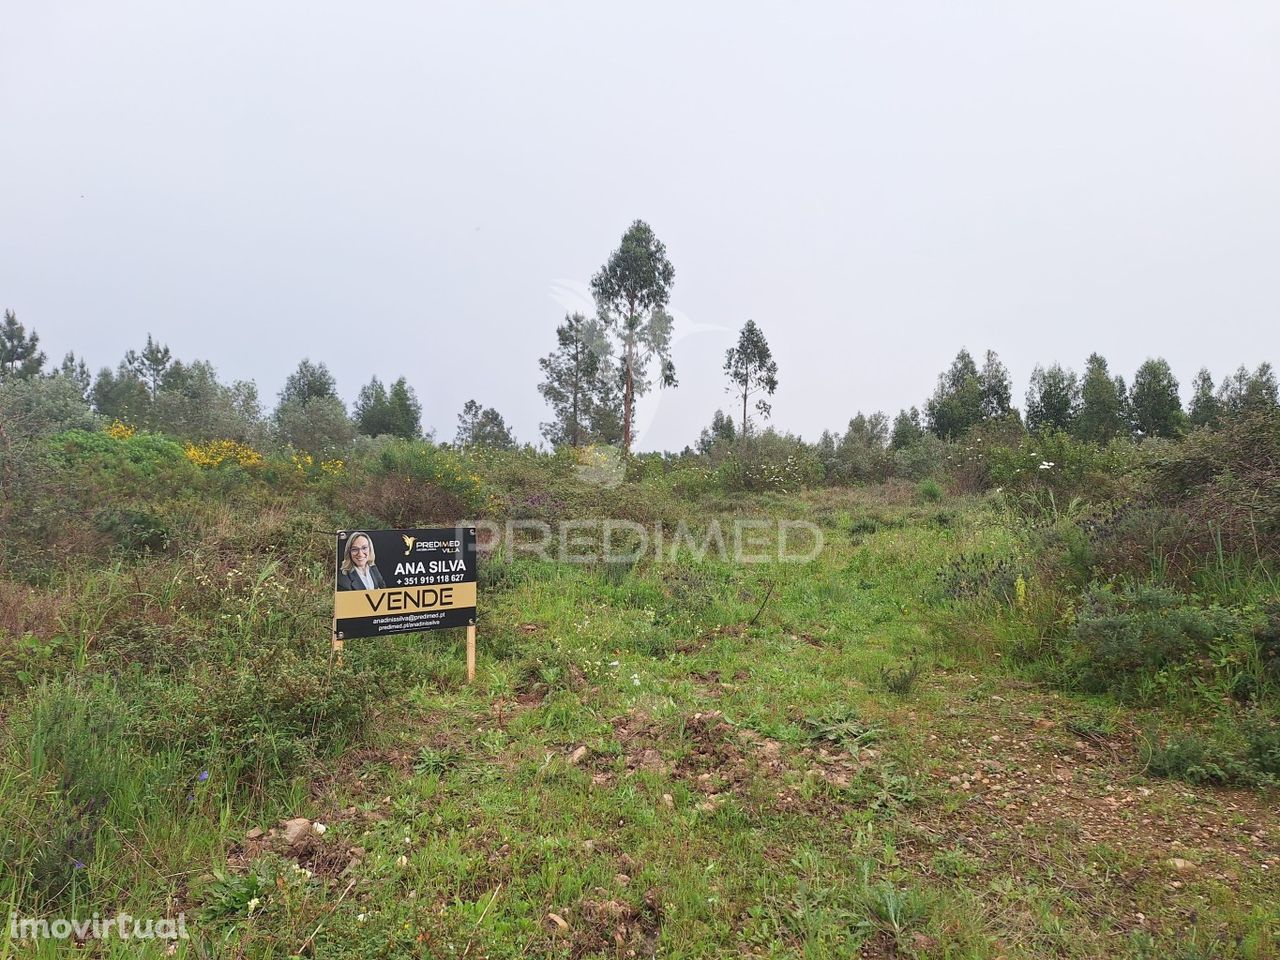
[[0, 310, 46, 380], [537, 312, 614, 447], [455, 400, 516, 449]]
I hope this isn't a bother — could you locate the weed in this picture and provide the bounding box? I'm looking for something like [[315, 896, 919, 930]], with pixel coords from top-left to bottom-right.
[[879, 657, 923, 695], [803, 704, 884, 753], [414, 746, 463, 776]]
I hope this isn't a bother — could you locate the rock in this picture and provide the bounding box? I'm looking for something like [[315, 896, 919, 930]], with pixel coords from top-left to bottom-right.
[[245, 827, 265, 841], [570, 746, 589, 765], [281, 818, 312, 846], [1165, 858, 1196, 874]]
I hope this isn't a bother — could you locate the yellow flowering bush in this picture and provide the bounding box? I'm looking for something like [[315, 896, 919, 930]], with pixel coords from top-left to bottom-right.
[[105, 420, 136, 441], [184, 439, 265, 469]]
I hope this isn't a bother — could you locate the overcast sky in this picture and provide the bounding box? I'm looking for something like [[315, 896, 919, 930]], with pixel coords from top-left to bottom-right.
[[3, 2, 1278, 450]]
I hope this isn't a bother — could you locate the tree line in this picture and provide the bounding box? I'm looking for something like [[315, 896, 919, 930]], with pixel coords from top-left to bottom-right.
[[2, 214, 1276, 460]]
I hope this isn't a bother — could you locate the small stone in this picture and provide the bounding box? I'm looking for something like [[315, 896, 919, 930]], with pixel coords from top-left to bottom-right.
[[570, 746, 589, 765], [281, 818, 312, 846], [245, 827, 265, 841], [1166, 858, 1196, 874]]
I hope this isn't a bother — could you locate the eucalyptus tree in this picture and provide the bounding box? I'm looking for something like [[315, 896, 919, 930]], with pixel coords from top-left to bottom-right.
[[590, 220, 677, 452], [723, 319, 779, 437]]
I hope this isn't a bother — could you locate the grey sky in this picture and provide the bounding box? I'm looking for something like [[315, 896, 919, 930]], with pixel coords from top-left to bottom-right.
[[3, 2, 1278, 450]]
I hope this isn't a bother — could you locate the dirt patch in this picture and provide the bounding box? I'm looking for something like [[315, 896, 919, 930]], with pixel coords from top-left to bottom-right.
[[896, 680, 1280, 916], [547, 887, 663, 959]]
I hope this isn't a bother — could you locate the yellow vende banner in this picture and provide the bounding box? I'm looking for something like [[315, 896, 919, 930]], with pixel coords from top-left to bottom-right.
[[333, 581, 477, 620]]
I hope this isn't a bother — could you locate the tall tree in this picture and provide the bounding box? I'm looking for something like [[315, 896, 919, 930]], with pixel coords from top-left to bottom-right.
[[123, 334, 172, 398], [1129, 358, 1185, 439], [978, 350, 1014, 419], [279, 358, 338, 406], [890, 407, 923, 449], [354, 376, 393, 436], [925, 349, 983, 440], [537, 312, 615, 447], [384, 377, 423, 439], [58, 352, 93, 402], [273, 359, 353, 453], [697, 409, 737, 454], [590, 220, 677, 452], [1188, 368, 1220, 427], [354, 375, 424, 439], [1025, 363, 1081, 434], [92, 364, 150, 424], [1217, 363, 1280, 418], [0, 310, 46, 380], [1074, 353, 1129, 443], [723, 320, 779, 437], [455, 399, 516, 449]]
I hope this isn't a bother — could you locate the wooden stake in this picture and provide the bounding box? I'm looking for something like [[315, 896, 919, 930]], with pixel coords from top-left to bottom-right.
[[466, 623, 476, 682]]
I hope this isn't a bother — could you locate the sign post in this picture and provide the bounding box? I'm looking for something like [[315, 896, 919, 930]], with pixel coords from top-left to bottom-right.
[[333, 526, 478, 678]]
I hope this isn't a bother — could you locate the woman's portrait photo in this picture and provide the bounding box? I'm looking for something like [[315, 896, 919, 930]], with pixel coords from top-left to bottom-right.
[[338, 532, 386, 591]]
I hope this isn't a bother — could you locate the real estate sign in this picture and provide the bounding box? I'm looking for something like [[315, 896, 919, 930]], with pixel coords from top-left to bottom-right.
[[333, 527, 477, 640]]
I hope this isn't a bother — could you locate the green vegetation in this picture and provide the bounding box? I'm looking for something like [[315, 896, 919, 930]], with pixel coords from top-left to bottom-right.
[[3, 299, 1280, 954], [1, 406, 1279, 956]]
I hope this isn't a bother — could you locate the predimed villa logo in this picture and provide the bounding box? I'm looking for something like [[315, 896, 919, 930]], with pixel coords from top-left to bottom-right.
[[8, 912, 189, 942]]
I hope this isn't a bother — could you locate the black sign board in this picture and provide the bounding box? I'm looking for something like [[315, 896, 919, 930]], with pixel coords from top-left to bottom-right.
[[333, 527, 477, 640]]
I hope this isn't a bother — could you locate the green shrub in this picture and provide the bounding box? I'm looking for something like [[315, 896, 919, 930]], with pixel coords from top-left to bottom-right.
[[1243, 712, 1280, 779], [917, 479, 942, 503], [1066, 583, 1237, 699], [1139, 728, 1245, 785], [93, 506, 171, 554]]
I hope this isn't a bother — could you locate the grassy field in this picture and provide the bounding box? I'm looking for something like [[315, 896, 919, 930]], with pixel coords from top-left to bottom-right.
[[1, 465, 1277, 958]]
